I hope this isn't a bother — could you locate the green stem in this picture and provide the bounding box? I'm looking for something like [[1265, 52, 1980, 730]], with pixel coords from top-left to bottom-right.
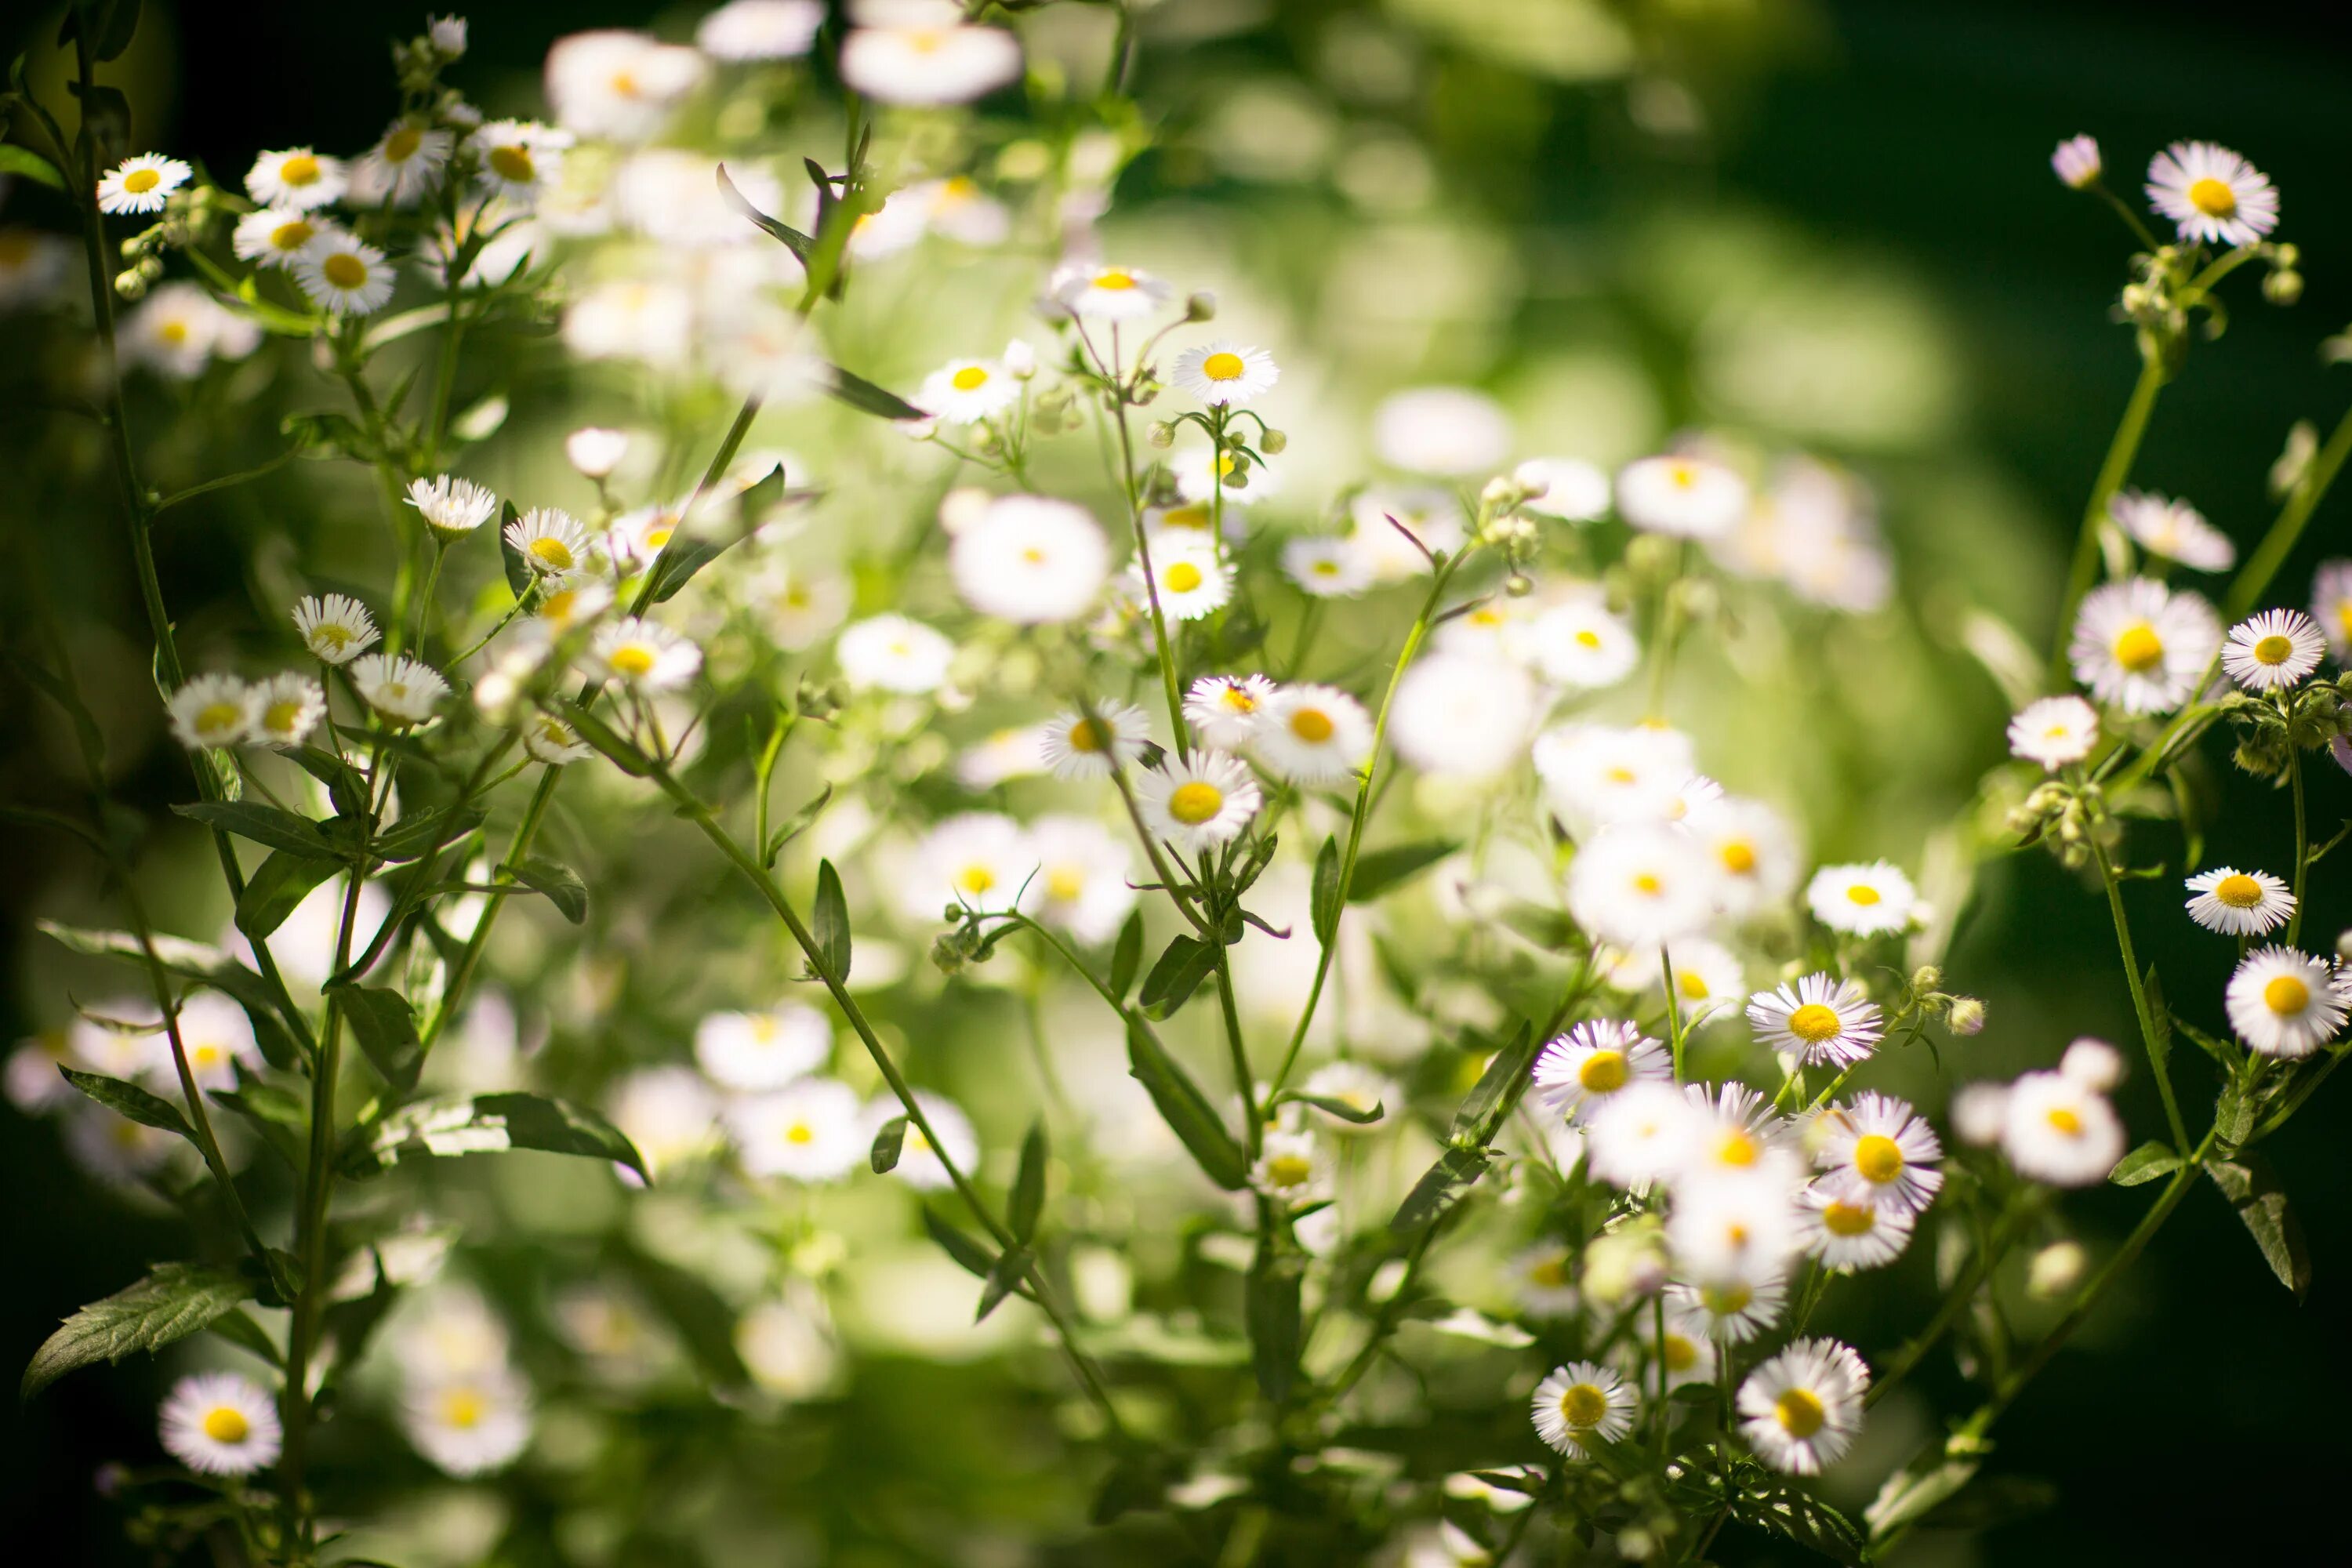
[[2053, 354, 2169, 676], [2287, 726, 2308, 949], [1212, 945, 1260, 1157], [2091, 839, 2191, 1149], [1865, 1192, 2041, 1409], [2228, 399, 2352, 619]]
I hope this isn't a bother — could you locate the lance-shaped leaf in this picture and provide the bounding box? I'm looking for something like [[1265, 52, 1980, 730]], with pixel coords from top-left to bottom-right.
[[172, 800, 331, 858], [1449, 1023, 1537, 1143], [330, 985, 423, 1098], [1346, 840, 1457, 905], [1866, 1455, 1982, 1543], [61, 1066, 194, 1142], [1109, 909, 1145, 1002], [1311, 836, 1341, 947], [2107, 1141, 2181, 1188], [497, 500, 531, 597], [510, 858, 588, 924], [975, 1243, 1033, 1323], [2209, 1154, 2310, 1299], [811, 861, 851, 981], [1730, 1482, 1867, 1566], [870, 1115, 908, 1174], [351, 1094, 648, 1182], [826, 365, 926, 422], [235, 851, 340, 940], [1010, 1120, 1049, 1243], [22, 1262, 252, 1399], [1279, 1090, 1385, 1127], [1139, 934, 1216, 1019], [1124, 1018, 1247, 1190], [1245, 1236, 1304, 1404], [717, 162, 815, 262], [371, 803, 487, 866], [922, 1206, 1000, 1279], [0, 144, 67, 191], [1389, 1145, 1490, 1233]]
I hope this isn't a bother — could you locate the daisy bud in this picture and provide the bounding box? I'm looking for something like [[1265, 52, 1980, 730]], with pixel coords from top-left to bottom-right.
[[2027, 1240, 2087, 1299], [1505, 574, 1533, 597], [1910, 965, 1942, 993], [2263, 267, 2303, 306], [1145, 421, 1176, 449], [565, 426, 629, 480], [2336, 928, 2352, 962], [1946, 997, 1987, 1036], [1002, 339, 1037, 379], [430, 14, 469, 57], [115, 269, 147, 300], [1258, 429, 1287, 454], [2049, 134, 2101, 190], [1185, 290, 1217, 322], [1480, 475, 1517, 509]]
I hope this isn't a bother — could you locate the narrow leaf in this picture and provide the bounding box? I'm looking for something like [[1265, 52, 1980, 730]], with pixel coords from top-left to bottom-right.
[[826, 365, 926, 422], [235, 851, 339, 940], [172, 800, 329, 857], [497, 500, 530, 597], [330, 985, 423, 1098], [22, 1263, 252, 1399], [2107, 1140, 2181, 1188], [922, 1207, 999, 1279], [975, 1244, 1033, 1322], [1010, 1120, 1048, 1243], [811, 860, 851, 981], [1731, 1483, 1867, 1566], [1449, 1023, 1537, 1142], [510, 857, 588, 924], [476, 1092, 648, 1181], [869, 1115, 907, 1174], [1138, 934, 1216, 1019], [1245, 1239, 1304, 1404], [716, 162, 815, 261], [1311, 836, 1341, 947], [2209, 1155, 2310, 1298], [1281, 1091, 1384, 1126], [1389, 1145, 1490, 1233], [1124, 1018, 1247, 1189], [0, 144, 67, 191], [371, 803, 487, 865], [60, 1066, 193, 1142], [1109, 909, 1145, 1002], [1345, 840, 1457, 905]]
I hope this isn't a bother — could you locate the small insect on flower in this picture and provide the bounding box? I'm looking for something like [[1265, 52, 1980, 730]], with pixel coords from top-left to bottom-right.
[[402, 1367, 534, 1477], [2000, 1070, 2124, 1186], [1137, 750, 1262, 851], [1040, 702, 1152, 780], [1184, 673, 1278, 750], [1136, 538, 1233, 622], [159, 1371, 282, 1475], [1798, 1184, 1916, 1272], [2006, 694, 2100, 771], [407, 475, 499, 540], [1532, 1020, 1671, 1124], [1281, 536, 1372, 599], [1051, 261, 1174, 321], [168, 674, 260, 750], [2069, 577, 2223, 715], [232, 208, 334, 269], [2183, 866, 2295, 937], [586, 618, 701, 691], [2145, 140, 2279, 249], [1530, 1360, 1636, 1457], [98, 153, 194, 216], [727, 1077, 865, 1181], [505, 506, 594, 578], [2050, 134, 2102, 189], [246, 147, 347, 209], [352, 122, 453, 207], [2225, 946, 2350, 1058], [1255, 684, 1373, 786], [1738, 1338, 1867, 1475], [349, 654, 450, 724], [1806, 860, 1917, 937], [1746, 973, 1883, 1068], [251, 672, 327, 748], [1616, 453, 1750, 539], [293, 593, 381, 666], [838, 0, 1022, 106], [1566, 823, 1719, 950], [2221, 608, 2325, 692], [949, 496, 1111, 624], [294, 234, 394, 315], [2111, 490, 2234, 573], [837, 613, 955, 694], [1813, 1091, 1944, 1215], [1250, 1128, 1330, 1207], [1171, 341, 1279, 406]]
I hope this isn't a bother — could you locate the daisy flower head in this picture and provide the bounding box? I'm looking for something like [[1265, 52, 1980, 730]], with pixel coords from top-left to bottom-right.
[[2060, 1037, 2126, 1092], [837, 613, 955, 694], [1137, 538, 1232, 622], [1738, 1338, 1867, 1475], [727, 1076, 865, 1180], [1533, 722, 1697, 832], [2184, 866, 2295, 937], [1806, 860, 1917, 938], [2051, 134, 2102, 190], [546, 30, 707, 143], [565, 427, 630, 481], [246, 147, 347, 209], [1668, 1276, 1788, 1345], [97, 153, 193, 215], [1813, 1091, 1943, 1215], [2071, 577, 2223, 714], [2000, 1070, 2124, 1186], [839, 0, 1022, 105], [1584, 1080, 1704, 1189], [1026, 815, 1138, 945], [505, 506, 593, 579], [168, 674, 259, 750], [0, 228, 72, 309], [919, 356, 1021, 424], [1138, 750, 1261, 852], [407, 474, 498, 541], [349, 654, 449, 725], [1530, 1361, 1635, 1458], [1172, 340, 1279, 406], [402, 1367, 534, 1476], [1508, 1242, 1582, 1317], [524, 714, 591, 765], [2222, 608, 2325, 692], [293, 593, 380, 666], [533, 575, 614, 633], [120, 283, 256, 379], [469, 120, 573, 204], [1250, 1128, 1330, 1207], [1141, 500, 1221, 555], [1531, 1019, 1670, 1123], [874, 1091, 980, 1191], [909, 811, 1036, 919], [1616, 453, 1749, 539], [1515, 456, 1613, 522], [1256, 684, 1374, 786], [2007, 695, 2100, 771], [586, 617, 701, 691], [2146, 140, 2279, 248], [1372, 386, 1512, 477], [1680, 1083, 1802, 1190], [1746, 972, 1882, 1069], [698, 0, 825, 60], [1523, 590, 1639, 691], [1798, 1185, 1915, 1272], [1184, 673, 1277, 750], [1040, 701, 1152, 780], [1389, 652, 1538, 781], [251, 673, 326, 748], [606, 1067, 720, 1181], [294, 234, 394, 315], [2111, 490, 2234, 573], [608, 503, 687, 574], [1686, 796, 1801, 920], [1602, 938, 1748, 1030], [1565, 822, 1718, 950], [2310, 559, 2352, 659], [160, 1372, 282, 1475], [232, 208, 333, 269], [949, 495, 1110, 624], [1051, 261, 1172, 321], [1282, 536, 1373, 598], [175, 992, 263, 1091], [2225, 946, 2348, 1058], [1666, 1173, 1801, 1287], [352, 122, 452, 207]]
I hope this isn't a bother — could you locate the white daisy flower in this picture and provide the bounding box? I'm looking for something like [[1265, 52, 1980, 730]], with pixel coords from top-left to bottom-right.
[[96, 153, 192, 215], [1371, 386, 1512, 477], [2184, 866, 2295, 937], [231, 208, 332, 269], [120, 283, 256, 379], [2000, 1070, 2124, 1186], [607, 1066, 720, 1180], [875, 1091, 980, 1191], [294, 234, 394, 315], [1027, 815, 1138, 945], [1584, 1080, 1703, 1189], [911, 811, 1036, 918], [2060, 1037, 2125, 1091], [916, 176, 1011, 246], [2222, 608, 2325, 691], [402, 1368, 534, 1476], [2310, 558, 2352, 660], [1250, 1127, 1330, 1207], [1281, 536, 1372, 598], [406, 474, 498, 541], [251, 673, 326, 749], [607, 502, 688, 575], [2145, 140, 2278, 248], [1680, 1085, 1802, 1189], [1564, 822, 1718, 950], [1813, 1091, 1943, 1215], [1386, 653, 1537, 782], [348, 654, 449, 724], [173, 991, 262, 1091], [2069, 578, 2223, 714], [1136, 751, 1261, 851], [534, 576, 613, 633], [1684, 797, 1801, 920], [546, 30, 707, 143], [1531, 1020, 1670, 1124], [0, 227, 73, 309], [1530, 1360, 1635, 1457], [839, 2, 1022, 106], [1171, 341, 1279, 406], [1745, 972, 1882, 1069], [2225, 946, 2348, 1058], [1805, 860, 1916, 938], [1508, 1243, 1581, 1317], [2007, 695, 2100, 771], [919, 356, 1021, 424], [837, 614, 955, 694], [1639, 1306, 1722, 1393], [1601, 938, 1748, 1030], [1346, 486, 1464, 582], [1739, 1338, 1867, 1475], [505, 506, 593, 578], [698, 0, 825, 60], [1617, 453, 1749, 539], [1521, 590, 1639, 690], [950, 496, 1110, 624], [168, 674, 259, 750], [293, 593, 380, 666], [1667, 1173, 1800, 1288], [1798, 1185, 1915, 1272], [585, 617, 701, 691], [523, 714, 592, 766], [351, 122, 452, 207], [245, 147, 347, 209], [1136, 539, 1232, 622], [1184, 673, 1276, 750], [469, 120, 572, 204], [565, 426, 630, 480], [1299, 1061, 1396, 1132], [1515, 456, 1613, 522], [1040, 702, 1152, 780], [1141, 499, 1224, 555], [728, 1076, 865, 1180], [1532, 723, 1697, 832], [159, 1372, 281, 1475], [1255, 684, 1373, 786], [1051, 261, 1172, 321], [2111, 490, 2234, 573]]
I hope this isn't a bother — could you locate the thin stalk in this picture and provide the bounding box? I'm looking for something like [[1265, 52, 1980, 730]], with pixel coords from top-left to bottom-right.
[[2053, 354, 2169, 675], [1212, 946, 1260, 1156], [1866, 1192, 2041, 1409], [2090, 839, 2191, 1149], [1661, 950, 1688, 1082], [2228, 398, 2352, 619], [2286, 722, 2307, 949]]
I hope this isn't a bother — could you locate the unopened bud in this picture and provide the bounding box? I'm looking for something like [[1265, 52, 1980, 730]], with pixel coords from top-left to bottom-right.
[[1910, 966, 1943, 993], [1504, 574, 1533, 597], [2263, 268, 2303, 307], [1480, 475, 1517, 508], [1145, 421, 1176, 449], [1185, 290, 1217, 322], [1946, 997, 1987, 1036], [2027, 1240, 2087, 1300], [114, 270, 147, 300], [1258, 428, 1287, 455]]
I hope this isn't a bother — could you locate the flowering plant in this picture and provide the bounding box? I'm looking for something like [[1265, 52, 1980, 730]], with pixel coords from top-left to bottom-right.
[[2, 4, 2347, 1564]]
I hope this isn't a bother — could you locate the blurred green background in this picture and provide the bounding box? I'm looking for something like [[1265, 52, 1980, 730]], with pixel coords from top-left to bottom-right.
[[4, 0, 2347, 1561]]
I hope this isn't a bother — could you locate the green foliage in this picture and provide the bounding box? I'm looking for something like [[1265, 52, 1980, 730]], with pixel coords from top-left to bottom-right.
[[22, 1263, 250, 1400]]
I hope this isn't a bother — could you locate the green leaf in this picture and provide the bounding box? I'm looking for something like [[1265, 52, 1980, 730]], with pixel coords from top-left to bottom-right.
[[1245, 1237, 1303, 1404], [1279, 1091, 1384, 1126], [172, 800, 329, 857], [2209, 1154, 2310, 1298], [2108, 1140, 2181, 1187], [826, 365, 926, 422], [763, 782, 832, 866], [1311, 837, 1341, 948], [497, 500, 531, 597], [209, 1086, 305, 1171], [2142, 962, 2174, 1082], [811, 860, 851, 981], [1345, 840, 1457, 905], [1389, 1145, 1490, 1233], [22, 1262, 252, 1399], [371, 803, 487, 865], [353, 1094, 648, 1182], [1109, 909, 1145, 1002], [510, 857, 588, 924], [205, 1307, 282, 1369], [1866, 1456, 1982, 1542], [0, 143, 66, 191], [1138, 934, 1216, 1019], [1449, 1023, 1537, 1143], [716, 162, 815, 262], [235, 851, 339, 940], [921, 1206, 1000, 1279], [1010, 1120, 1048, 1243], [869, 1115, 907, 1174], [2213, 1077, 2256, 1149], [330, 985, 422, 1098], [60, 1066, 193, 1142], [1730, 1481, 1867, 1566], [975, 1243, 1033, 1323], [1124, 1017, 1247, 1190]]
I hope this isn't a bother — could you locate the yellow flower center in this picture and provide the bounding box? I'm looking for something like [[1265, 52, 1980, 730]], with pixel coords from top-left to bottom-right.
[[1679, 971, 1711, 1000], [2112, 622, 2164, 673], [750, 1014, 779, 1042], [1047, 866, 1085, 902], [529, 537, 575, 571], [1716, 1130, 1758, 1167], [124, 167, 162, 194], [196, 702, 244, 735], [488, 144, 536, 183], [542, 589, 578, 622], [1719, 839, 1757, 875], [1631, 871, 1663, 895], [1526, 1255, 1568, 1288], [440, 1388, 485, 1429], [1160, 503, 1212, 532], [1846, 883, 1882, 906], [951, 365, 990, 391], [2213, 873, 2265, 909], [2252, 633, 2296, 666], [1822, 1200, 1877, 1237], [1093, 268, 1136, 290], [321, 252, 368, 289], [2187, 176, 2238, 217], [1559, 1383, 1608, 1428], [607, 644, 656, 677], [1774, 1387, 1826, 1439], [386, 128, 423, 162], [1701, 1284, 1751, 1315], [1202, 350, 1246, 382], [2264, 975, 2310, 1015], [1167, 781, 1224, 825], [957, 864, 996, 895], [1787, 1003, 1842, 1044], [643, 521, 675, 550], [1853, 1133, 1904, 1183], [785, 1121, 815, 1145], [270, 219, 314, 250], [1265, 1153, 1313, 1189], [279, 154, 321, 187], [1066, 718, 1106, 753], [906, 28, 946, 54], [1288, 707, 1334, 743], [202, 1406, 250, 1443], [1667, 461, 1698, 490], [1163, 561, 1204, 593], [1577, 1050, 1627, 1093], [2045, 1105, 2082, 1135], [264, 699, 304, 733], [158, 320, 191, 344], [1218, 684, 1259, 713], [315, 625, 351, 652]]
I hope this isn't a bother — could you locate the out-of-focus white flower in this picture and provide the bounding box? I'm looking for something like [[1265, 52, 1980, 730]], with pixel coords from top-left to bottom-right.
[[1255, 684, 1373, 786], [1515, 456, 1611, 521], [469, 120, 574, 205], [871, 1091, 978, 1191], [1738, 1338, 1866, 1475], [293, 234, 395, 315], [1372, 386, 1511, 476], [352, 122, 452, 207], [729, 1077, 865, 1180], [607, 1066, 720, 1179], [1567, 823, 1718, 952], [909, 812, 1036, 919], [839, 0, 1022, 105], [837, 614, 954, 694], [2007, 695, 2100, 771], [1184, 673, 1276, 750], [583, 617, 701, 691], [1805, 861, 1917, 938], [350, 654, 450, 724], [2111, 490, 2233, 573], [1347, 487, 1465, 581], [2000, 1071, 2123, 1185], [120, 283, 260, 379], [1027, 815, 1137, 945], [2051, 134, 2101, 189], [1617, 453, 1748, 539], [1051, 260, 1171, 321], [696, 1004, 831, 1091], [2068, 577, 2222, 714], [950, 496, 1109, 622], [699, 0, 825, 60], [1134, 537, 1232, 621], [401, 1367, 533, 1476], [1282, 536, 1372, 598], [566, 426, 630, 479], [1388, 653, 1536, 781], [160, 1372, 281, 1475], [168, 675, 259, 750], [232, 208, 333, 268], [546, 31, 707, 143]]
